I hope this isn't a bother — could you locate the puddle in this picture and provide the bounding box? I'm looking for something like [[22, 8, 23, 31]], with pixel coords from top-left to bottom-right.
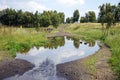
[[4, 36, 100, 80]]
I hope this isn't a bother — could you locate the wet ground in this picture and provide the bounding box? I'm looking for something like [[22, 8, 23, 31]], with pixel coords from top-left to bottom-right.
[[0, 59, 34, 80]]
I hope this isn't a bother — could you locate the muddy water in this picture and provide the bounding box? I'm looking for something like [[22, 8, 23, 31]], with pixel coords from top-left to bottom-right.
[[4, 36, 100, 80]]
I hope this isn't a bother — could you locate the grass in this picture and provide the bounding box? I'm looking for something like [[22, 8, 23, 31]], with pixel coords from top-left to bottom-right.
[[104, 28, 120, 79], [0, 26, 48, 57], [64, 23, 102, 41], [64, 23, 120, 79], [84, 55, 97, 73], [50, 28, 59, 34], [0, 24, 61, 58]]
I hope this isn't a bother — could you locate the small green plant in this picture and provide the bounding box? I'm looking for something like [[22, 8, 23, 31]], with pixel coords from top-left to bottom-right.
[[84, 56, 97, 73]]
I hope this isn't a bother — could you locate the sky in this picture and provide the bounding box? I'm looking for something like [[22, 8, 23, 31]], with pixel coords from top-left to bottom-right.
[[0, 0, 119, 18]]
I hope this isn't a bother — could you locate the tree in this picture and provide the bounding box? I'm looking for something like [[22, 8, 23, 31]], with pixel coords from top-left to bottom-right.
[[58, 12, 65, 23], [66, 17, 71, 23], [34, 11, 40, 27], [85, 13, 89, 22], [80, 17, 85, 23], [16, 10, 24, 26], [81, 11, 96, 23], [0, 8, 65, 28], [73, 9, 80, 23], [98, 3, 116, 35], [51, 13, 60, 27], [115, 3, 120, 22], [88, 11, 96, 22], [99, 4, 105, 30], [40, 14, 51, 27]]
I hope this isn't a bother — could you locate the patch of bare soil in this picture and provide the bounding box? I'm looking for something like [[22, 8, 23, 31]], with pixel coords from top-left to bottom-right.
[[47, 25, 75, 38], [0, 59, 34, 80], [0, 51, 11, 61], [57, 44, 116, 80]]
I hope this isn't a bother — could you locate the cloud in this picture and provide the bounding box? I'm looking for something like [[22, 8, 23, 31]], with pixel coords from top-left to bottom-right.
[[1, 0, 51, 12], [0, 0, 7, 4], [26, 1, 51, 12], [0, 0, 9, 10], [0, 5, 9, 11], [57, 0, 85, 7]]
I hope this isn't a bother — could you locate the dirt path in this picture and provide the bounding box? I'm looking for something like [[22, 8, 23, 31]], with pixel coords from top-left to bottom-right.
[[47, 25, 75, 38], [57, 44, 116, 80]]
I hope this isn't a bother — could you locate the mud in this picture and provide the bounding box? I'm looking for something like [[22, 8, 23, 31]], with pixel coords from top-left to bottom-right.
[[0, 59, 34, 80]]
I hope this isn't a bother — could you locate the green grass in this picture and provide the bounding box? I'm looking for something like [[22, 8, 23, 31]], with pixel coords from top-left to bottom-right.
[[0, 26, 48, 57], [65, 23, 103, 41], [104, 28, 120, 78], [64, 23, 120, 79], [84, 56, 97, 73]]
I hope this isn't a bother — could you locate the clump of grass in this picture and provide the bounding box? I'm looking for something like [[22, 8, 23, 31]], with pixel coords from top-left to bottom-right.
[[65, 23, 102, 42], [104, 29, 120, 78], [5, 40, 33, 57], [84, 56, 97, 73], [0, 26, 48, 57]]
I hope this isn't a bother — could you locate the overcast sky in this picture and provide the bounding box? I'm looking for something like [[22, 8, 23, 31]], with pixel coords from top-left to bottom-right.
[[0, 0, 119, 18]]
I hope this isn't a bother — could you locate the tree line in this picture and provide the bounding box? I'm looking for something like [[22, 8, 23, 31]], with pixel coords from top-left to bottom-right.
[[0, 2, 119, 28], [66, 2, 120, 23], [66, 10, 96, 23], [66, 10, 97, 23], [0, 8, 65, 28], [98, 3, 120, 29]]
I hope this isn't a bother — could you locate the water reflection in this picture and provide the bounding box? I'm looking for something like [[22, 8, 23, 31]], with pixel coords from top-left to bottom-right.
[[88, 42, 95, 47], [44, 37, 65, 49], [4, 59, 67, 80], [4, 36, 100, 80], [15, 36, 100, 65], [46, 36, 96, 49], [46, 36, 80, 49], [72, 37, 80, 48]]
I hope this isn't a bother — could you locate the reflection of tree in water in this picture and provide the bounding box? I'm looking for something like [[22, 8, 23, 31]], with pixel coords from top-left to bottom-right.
[[88, 41, 95, 47], [66, 36, 80, 49], [44, 36, 95, 49], [73, 38, 80, 49], [44, 37, 65, 49], [66, 36, 71, 40], [21, 48, 30, 53], [66, 36, 96, 48], [74, 39, 80, 48]]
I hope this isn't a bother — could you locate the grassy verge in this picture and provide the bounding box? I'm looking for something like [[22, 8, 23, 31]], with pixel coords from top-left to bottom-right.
[[64, 23, 102, 41], [64, 23, 120, 79], [104, 28, 120, 79], [0, 26, 48, 57], [84, 55, 97, 73]]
